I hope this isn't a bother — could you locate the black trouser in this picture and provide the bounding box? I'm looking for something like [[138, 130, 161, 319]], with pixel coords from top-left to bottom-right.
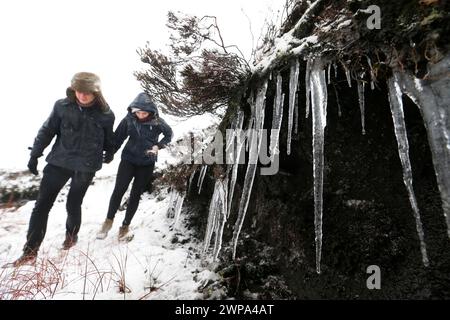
[[24, 164, 95, 254], [106, 159, 154, 226]]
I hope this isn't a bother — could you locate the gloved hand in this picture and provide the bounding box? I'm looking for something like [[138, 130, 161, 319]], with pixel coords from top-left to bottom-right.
[[146, 145, 159, 155], [27, 156, 38, 175], [103, 151, 114, 164], [147, 153, 157, 162], [145, 145, 159, 162]]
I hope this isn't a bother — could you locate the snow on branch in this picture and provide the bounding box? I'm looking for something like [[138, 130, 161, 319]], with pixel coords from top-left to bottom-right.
[[252, 0, 326, 77]]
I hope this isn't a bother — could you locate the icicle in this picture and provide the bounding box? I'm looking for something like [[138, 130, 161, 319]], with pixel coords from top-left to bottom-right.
[[333, 84, 342, 117], [327, 63, 331, 85], [294, 91, 299, 135], [187, 169, 197, 193], [254, 80, 267, 155], [213, 178, 228, 261], [173, 191, 186, 227], [225, 118, 237, 159], [287, 59, 300, 155], [272, 75, 281, 123], [387, 77, 429, 267], [197, 165, 208, 194], [203, 179, 228, 261], [166, 188, 186, 227], [232, 79, 268, 260], [333, 63, 338, 78], [357, 79, 366, 135], [393, 62, 450, 239], [166, 189, 177, 219], [342, 63, 352, 88], [366, 56, 375, 90], [245, 92, 256, 153], [305, 59, 312, 119], [310, 59, 328, 274], [203, 183, 219, 254], [269, 74, 284, 161], [243, 117, 255, 153], [231, 165, 257, 260], [227, 111, 245, 218], [225, 112, 242, 168]]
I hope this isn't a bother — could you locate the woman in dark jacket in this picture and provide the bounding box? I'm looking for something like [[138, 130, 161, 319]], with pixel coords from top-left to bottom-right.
[[97, 92, 173, 240]]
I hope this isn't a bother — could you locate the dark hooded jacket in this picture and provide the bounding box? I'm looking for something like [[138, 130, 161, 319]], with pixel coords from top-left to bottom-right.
[[30, 88, 115, 172], [114, 93, 173, 166]]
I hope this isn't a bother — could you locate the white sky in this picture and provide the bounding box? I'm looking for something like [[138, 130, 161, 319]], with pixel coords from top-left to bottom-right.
[[0, 0, 285, 170]]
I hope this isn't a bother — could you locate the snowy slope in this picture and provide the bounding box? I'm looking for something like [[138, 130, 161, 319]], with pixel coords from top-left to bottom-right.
[[0, 176, 221, 300], [0, 113, 223, 300]]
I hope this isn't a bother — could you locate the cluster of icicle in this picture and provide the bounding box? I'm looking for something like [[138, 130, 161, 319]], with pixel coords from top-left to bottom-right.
[[389, 59, 450, 250], [166, 188, 186, 228], [192, 54, 450, 272]]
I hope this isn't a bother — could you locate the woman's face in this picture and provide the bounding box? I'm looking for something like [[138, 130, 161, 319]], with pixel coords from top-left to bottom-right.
[[75, 91, 96, 105], [135, 111, 150, 119]]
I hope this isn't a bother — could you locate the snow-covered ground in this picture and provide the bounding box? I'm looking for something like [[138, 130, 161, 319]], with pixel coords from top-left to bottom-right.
[[0, 176, 221, 300], [0, 112, 224, 300]]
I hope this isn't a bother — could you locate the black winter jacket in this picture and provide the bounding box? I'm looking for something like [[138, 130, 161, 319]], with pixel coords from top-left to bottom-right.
[[30, 89, 115, 172], [114, 93, 173, 166]]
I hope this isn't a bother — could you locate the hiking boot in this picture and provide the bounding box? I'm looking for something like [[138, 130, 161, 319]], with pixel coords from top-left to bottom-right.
[[3, 251, 37, 268], [96, 218, 114, 240], [118, 225, 129, 240], [62, 234, 78, 250]]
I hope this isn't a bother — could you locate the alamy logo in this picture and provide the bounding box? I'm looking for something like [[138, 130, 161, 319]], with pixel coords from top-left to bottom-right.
[[365, 5, 381, 30], [175, 129, 280, 176], [366, 265, 381, 290]]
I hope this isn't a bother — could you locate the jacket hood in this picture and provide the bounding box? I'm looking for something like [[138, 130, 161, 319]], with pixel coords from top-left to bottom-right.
[[127, 92, 158, 115], [66, 87, 111, 113]]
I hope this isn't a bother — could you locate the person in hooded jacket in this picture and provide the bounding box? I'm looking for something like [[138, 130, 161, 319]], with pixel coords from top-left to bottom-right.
[[97, 92, 173, 240], [4, 72, 115, 268]]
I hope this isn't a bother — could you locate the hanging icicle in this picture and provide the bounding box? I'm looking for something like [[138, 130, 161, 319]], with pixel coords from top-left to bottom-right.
[[294, 91, 299, 135], [232, 79, 268, 260], [167, 189, 186, 228], [203, 178, 228, 261], [213, 178, 229, 261], [387, 77, 429, 267], [366, 56, 376, 90], [197, 165, 208, 194], [245, 118, 255, 153], [228, 111, 245, 218], [333, 83, 342, 118], [287, 59, 300, 155], [342, 62, 352, 88], [305, 59, 312, 119], [187, 168, 197, 193], [245, 92, 256, 153], [203, 184, 219, 254], [166, 189, 177, 219], [327, 63, 331, 85], [269, 73, 284, 162], [173, 191, 186, 227], [225, 117, 238, 165], [357, 79, 366, 135], [310, 58, 328, 274], [393, 61, 450, 239]]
